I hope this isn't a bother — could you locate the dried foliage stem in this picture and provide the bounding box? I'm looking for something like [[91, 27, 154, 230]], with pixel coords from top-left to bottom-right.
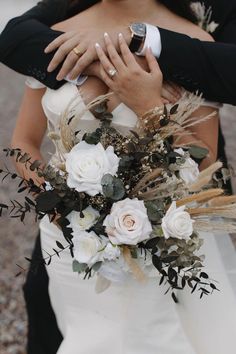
[[123, 247, 147, 283]]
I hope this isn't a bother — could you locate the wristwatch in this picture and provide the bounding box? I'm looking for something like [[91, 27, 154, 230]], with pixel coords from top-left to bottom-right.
[[129, 23, 146, 53]]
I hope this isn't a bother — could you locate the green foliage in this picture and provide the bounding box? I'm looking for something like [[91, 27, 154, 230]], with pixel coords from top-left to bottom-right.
[[101, 174, 125, 201], [188, 145, 209, 160], [73, 260, 88, 273]]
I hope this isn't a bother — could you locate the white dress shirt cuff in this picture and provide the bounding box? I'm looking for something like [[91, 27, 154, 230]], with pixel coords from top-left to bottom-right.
[[65, 75, 88, 86], [136, 24, 162, 58]]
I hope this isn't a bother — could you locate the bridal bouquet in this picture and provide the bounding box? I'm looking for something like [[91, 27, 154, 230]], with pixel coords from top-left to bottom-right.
[[1, 93, 236, 300]]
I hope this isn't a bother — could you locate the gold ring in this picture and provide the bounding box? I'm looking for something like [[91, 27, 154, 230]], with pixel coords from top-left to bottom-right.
[[108, 68, 117, 78], [73, 47, 82, 57]]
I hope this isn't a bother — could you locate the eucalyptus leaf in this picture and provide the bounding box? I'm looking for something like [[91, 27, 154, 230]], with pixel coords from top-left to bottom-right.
[[170, 104, 179, 115], [119, 155, 134, 169], [145, 237, 159, 249], [92, 261, 103, 272], [152, 255, 162, 272], [83, 130, 101, 145], [35, 191, 61, 212], [101, 174, 125, 201], [30, 160, 42, 171], [72, 260, 87, 273], [19, 153, 30, 163], [93, 101, 108, 114], [145, 201, 163, 222], [189, 145, 209, 160]]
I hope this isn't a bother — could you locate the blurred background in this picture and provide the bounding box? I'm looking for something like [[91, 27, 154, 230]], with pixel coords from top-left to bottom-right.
[[0, 1, 236, 353]]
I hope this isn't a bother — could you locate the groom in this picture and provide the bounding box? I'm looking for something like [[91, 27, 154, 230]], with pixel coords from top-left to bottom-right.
[[0, 0, 236, 353], [1, 0, 236, 103]]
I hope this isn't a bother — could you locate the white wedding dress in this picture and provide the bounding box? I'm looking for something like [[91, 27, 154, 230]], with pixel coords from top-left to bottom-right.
[[27, 78, 236, 354]]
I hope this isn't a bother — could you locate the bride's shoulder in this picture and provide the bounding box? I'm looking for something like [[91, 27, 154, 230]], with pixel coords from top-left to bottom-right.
[[182, 21, 214, 42], [156, 5, 214, 42]]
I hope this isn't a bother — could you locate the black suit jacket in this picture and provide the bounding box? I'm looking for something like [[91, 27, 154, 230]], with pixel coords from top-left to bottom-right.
[[0, 0, 236, 104]]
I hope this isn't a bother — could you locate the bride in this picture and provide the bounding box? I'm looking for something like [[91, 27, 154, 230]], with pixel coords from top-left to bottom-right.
[[11, 0, 236, 353]]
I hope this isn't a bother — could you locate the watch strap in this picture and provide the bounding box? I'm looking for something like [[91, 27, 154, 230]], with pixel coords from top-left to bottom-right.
[[129, 33, 143, 53]]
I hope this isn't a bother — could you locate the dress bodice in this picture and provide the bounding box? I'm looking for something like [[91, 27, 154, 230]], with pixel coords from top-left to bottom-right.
[[26, 78, 139, 134], [26, 77, 222, 137]]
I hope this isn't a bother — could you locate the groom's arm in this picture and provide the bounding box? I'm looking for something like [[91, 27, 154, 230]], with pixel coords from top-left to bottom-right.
[[0, 0, 69, 89], [158, 28, 236, 104]]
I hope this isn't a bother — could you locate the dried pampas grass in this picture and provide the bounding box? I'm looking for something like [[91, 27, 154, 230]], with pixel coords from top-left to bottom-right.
[[188, 203, 236, 219], [194, 220, 236, 233], [123, 247, 147, 283], [188, 161, 223, 192], [176, 188, 224, 207], [60, 92, 113, 152], [209, 195, 236, 207]]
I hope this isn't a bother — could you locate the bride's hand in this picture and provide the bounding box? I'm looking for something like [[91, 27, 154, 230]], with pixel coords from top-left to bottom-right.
[[95, 32, 163, 116], [161, 81, 183, 104], [131, 56, 182, 104]]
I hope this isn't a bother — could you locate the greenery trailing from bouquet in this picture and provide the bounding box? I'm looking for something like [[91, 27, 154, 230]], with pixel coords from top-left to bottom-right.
[[1, 93, 235, 301]]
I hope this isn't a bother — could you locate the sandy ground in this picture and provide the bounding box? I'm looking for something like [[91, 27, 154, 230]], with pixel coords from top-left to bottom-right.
[[0, 3, 236, 352]]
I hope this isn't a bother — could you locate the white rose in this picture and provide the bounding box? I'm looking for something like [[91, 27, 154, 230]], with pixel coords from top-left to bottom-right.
[[67, 206, 99, 232], [161, 201, 194, 240], [103, 198, 152, 245], [103, 243, 121, 261], [175, 148, 199, 185], [74, 231, 103, 266], [65, 141, 120, 196]]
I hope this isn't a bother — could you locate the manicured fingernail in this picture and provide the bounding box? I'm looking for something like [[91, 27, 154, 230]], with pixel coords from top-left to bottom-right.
[[118, 33, 123, 39], [56, 74, 63, 81], [95, 43, 100, 49], [104, 32, 108, 38]]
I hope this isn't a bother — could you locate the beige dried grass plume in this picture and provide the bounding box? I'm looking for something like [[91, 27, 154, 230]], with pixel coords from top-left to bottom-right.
[[59, 92, 113, 152]]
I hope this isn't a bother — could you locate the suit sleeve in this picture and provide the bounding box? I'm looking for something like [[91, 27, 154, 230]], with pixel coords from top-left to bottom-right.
[[0, 0, 69, 89], [158, 25, 236, 105]]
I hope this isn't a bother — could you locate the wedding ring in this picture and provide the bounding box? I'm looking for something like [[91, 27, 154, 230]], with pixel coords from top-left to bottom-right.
[[73, 47, 82, 57], [108, 68, 117, 78]]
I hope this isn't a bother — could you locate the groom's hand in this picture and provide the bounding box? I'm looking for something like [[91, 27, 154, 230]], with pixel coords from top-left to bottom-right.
[[45, 25, 131, 81]]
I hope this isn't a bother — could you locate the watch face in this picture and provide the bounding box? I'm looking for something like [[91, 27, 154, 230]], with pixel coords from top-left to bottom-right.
[[132, 23, 146, 37]]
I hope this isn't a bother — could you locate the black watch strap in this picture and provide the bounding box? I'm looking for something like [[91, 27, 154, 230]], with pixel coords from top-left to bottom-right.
[[129, 34, 143, 53]]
